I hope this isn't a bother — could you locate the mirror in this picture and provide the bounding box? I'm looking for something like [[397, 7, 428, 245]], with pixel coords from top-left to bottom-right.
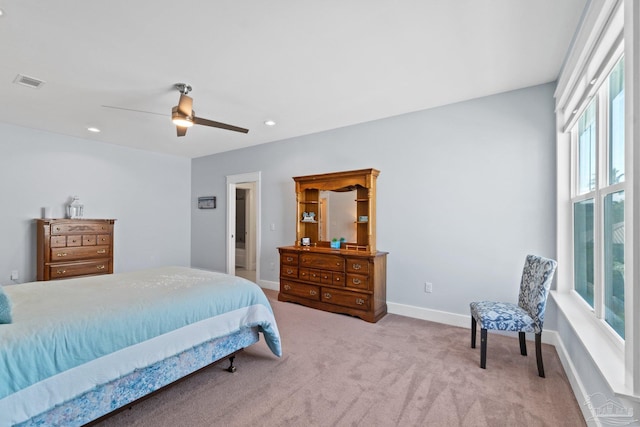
[[319, 190, 357, 243], [293, 168, 378, 252]]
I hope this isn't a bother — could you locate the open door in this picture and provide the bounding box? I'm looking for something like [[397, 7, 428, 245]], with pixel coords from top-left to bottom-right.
[[226, 172, 261, 283]]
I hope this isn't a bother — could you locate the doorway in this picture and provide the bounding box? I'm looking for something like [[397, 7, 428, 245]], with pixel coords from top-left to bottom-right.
[[226, 172, 261, 284], [235, 183, 256, 281]]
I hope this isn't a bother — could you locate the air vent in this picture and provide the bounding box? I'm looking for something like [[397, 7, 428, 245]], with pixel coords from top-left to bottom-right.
[[13, 74, 45, 89]]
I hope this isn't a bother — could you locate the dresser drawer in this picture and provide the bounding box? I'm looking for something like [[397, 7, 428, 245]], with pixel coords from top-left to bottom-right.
[[308, 269, 322, 283], [82, 235, 97, 245], [346, 273, 370, 290], [321, 288, 370, 310], [280, 280, 320, 301], [50, 236, 67, 248], [66, 235, 82, 247], [346, 258, 370, 274], [319, 270, 333, 284], [332, 272, 345, 286], [51, 222, 112, 235], [281, 265, 298, 279], [299, 268, 310, 280], [97, 234, 111, 245], [49, 260, 110, 279], [300, 253, 344, 271], [51, 245, 110, 261], [281, 253, 299, 266]]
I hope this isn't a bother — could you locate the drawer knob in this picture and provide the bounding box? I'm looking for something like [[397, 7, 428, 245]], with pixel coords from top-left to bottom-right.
[[323, 275, 329, 279], [324, 293, 332, 299], [335, 277, 341, 282], [286, 257, 293, 262], [57, 253, 68, 257], [96, 265, 106, 270], [353, 263, 362, 270], [309, 290, 317, 296], [352, 278, 361, 285], [284, 284, 291, 291], [56, 269, 66, 275], [286, 268, 293, 275], [97, 249, 106, 254], [355, 298, 365, 305]]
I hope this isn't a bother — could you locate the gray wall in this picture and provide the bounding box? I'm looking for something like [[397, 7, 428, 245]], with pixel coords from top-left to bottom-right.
[[0, 123, 191, 284], [191, 82, 557, 317]]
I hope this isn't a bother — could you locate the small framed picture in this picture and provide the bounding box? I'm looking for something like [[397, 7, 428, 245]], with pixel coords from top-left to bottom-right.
[[198, 196, 216, 209]]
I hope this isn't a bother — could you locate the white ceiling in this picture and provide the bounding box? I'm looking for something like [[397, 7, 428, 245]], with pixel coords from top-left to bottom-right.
[[0, 0, 586, 158]]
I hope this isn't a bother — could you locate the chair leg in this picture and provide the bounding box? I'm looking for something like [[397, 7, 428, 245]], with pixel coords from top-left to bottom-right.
[[535, 332, 545, 378], [471, 317, 477, 348], [519, 332, 527, 356], [480, 328, 487, 369]]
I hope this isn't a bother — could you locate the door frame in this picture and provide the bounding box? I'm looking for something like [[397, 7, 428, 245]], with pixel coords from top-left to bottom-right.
[[226, 171, 261, 282]]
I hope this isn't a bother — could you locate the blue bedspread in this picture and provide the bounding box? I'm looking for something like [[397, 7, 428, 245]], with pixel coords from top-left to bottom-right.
[[0, 266, 281, 399]]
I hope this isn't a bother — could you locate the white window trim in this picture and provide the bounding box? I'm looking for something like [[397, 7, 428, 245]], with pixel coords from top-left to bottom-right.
[[555, 0, 640, 399]]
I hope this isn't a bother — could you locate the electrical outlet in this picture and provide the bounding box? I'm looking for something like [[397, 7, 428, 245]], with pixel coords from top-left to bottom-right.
[[424, 282, 433, 293], [10, 270, 19, 281]]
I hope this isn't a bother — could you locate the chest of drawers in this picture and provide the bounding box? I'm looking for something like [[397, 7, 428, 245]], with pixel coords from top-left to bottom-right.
[[36, 219, 116, 281], [278, 246, 387, 322]]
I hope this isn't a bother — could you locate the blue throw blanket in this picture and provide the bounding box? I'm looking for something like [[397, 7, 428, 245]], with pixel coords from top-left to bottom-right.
[[0, 266, 281, 399]]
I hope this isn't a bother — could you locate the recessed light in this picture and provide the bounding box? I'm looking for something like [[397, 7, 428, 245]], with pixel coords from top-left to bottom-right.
[[264, 120, 276, 127], [87, 127, 101, 133]]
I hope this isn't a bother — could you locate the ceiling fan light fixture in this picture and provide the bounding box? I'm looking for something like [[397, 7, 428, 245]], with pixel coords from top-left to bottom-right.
[[171, 106, 194, 128]]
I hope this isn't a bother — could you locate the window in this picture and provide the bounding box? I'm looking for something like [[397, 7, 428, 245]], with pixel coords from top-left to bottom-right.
[[571, 56, 625, 339]]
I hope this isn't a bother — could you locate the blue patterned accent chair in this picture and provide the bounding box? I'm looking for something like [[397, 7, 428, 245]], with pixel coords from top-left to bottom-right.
[[469, 255, 557, 377]]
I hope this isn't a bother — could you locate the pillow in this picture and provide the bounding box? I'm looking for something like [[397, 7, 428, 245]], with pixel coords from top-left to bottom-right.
[[0, 285, 12, 324]]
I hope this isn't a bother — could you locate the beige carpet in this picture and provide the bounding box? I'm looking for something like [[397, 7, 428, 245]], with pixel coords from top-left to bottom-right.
[[97, 290, 585, 426]]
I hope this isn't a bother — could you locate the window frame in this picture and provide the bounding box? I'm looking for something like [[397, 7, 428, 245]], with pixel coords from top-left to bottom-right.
[[570, 53, 626, 350]]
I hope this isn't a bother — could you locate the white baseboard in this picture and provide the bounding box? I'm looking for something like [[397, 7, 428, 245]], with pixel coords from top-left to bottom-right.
[[258, 279, 279, 291], [546, 330, 600, 426], [388, 301, 557, 345], [387, 301, 470, 329]]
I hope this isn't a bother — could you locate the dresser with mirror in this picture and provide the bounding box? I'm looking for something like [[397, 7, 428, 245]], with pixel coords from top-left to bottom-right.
[[278, 168, 388, 322]]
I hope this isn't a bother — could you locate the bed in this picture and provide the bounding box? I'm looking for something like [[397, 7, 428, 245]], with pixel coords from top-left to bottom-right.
[[0, 266, 282, 427]]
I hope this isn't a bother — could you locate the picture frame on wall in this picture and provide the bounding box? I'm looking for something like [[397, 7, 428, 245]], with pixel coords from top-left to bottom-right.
[[198, 196, 216, 209]]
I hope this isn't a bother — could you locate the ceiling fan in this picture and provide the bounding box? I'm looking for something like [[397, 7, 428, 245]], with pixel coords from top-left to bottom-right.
[[102, 83, 249, 137], [171, 83, 248, 137]]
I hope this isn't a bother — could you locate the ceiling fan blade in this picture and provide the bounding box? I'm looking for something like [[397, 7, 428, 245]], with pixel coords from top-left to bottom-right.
[[176, 126, 188, 137], [193, 116, 249, 134], [177, 94, 193, 116], [101, 105, 167, 116]]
